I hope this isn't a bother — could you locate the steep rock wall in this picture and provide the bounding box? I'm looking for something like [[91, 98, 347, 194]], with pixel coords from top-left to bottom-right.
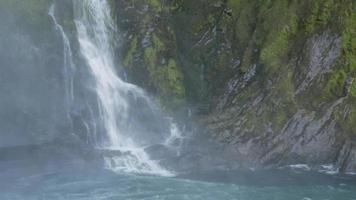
[[116, 0, 356, 172]]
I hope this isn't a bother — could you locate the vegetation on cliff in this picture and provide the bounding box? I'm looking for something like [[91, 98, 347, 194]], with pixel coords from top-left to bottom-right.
[[1, 0, 355, 171], [118, 0, 355, 135], [116, 0, 356, 170]]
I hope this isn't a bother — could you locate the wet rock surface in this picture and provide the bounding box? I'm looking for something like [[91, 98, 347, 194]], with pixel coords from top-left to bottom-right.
[[2, 0, 355, 174], [200, 30, 356, 172], [6, 0, 351, 174]]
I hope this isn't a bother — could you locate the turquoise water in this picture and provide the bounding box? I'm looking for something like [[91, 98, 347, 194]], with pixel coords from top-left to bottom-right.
[[2, 167, 356, 200]]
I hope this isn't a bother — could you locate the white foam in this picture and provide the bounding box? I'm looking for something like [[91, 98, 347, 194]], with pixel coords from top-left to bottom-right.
[[72, 0, 174, 176], [318, 164, 339, 175], [288, 164, 311, 171]]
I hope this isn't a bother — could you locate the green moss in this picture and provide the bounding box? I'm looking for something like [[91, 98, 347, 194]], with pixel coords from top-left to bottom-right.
[[167, 59, 184, 93], [244, 112, 257, 132], [351, 81, 356, 98], [162, 59, 186, 109], [345, 109, 356, 134], [142, 34, 185, 111], [342, 4, 356, 75], [260, 29, 289, 74], [240, 44, 254, 73], [144, 47, 157, 70], [120, 0, 356, 135], [231, 1, 257, 49], [258, 0, 298, 75], [321, 2, 355, 100], [323, 70, 348, 98], [271, 70, 296, 130], [336, 100, 356, 135], [123, 37, 138, 67], [317, 1, 356, 136], [147, 0, 162, 12], [303, 0, 336, 33], [192, 13, 216, 37], [227, 0, 241, 11], [273, 109, 288, 130], [152, 34, 165, 50]]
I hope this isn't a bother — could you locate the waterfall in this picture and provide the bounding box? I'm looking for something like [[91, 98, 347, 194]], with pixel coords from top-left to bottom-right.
[[48, 4, 75, 120], [71, 0, 176, 176]]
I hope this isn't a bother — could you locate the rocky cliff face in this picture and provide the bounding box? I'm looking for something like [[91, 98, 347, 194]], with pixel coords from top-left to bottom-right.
[[115, 0, 356, 172], [3, 0, 354, 173]]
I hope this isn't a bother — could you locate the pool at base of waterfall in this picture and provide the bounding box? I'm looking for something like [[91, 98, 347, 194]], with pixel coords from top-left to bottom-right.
[[2, 167, 356, 200]]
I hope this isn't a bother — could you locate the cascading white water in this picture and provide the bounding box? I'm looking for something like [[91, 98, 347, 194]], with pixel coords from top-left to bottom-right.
[[72, 0, 176, 176]]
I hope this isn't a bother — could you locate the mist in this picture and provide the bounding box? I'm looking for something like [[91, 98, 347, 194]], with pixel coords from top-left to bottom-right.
[[0, 0, 356, 199]]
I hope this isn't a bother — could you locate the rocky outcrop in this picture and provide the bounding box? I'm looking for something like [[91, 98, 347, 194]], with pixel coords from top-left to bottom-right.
[[2, 0, 354, 173], [202, 30, 355, 172], [295, 32, 341, 94], [114, 0, 356, 173], [337, 141, 356, 172]]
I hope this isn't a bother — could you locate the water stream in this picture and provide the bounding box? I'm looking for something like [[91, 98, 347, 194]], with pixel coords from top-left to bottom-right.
[[2, 1, 356, 199], [48, 4, 75, 122], [71, 0, 177, 176]]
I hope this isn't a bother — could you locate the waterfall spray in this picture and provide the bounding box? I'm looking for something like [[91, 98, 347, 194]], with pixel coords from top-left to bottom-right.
[[72, 0, 176, 176], [48, 4, 75, 120]]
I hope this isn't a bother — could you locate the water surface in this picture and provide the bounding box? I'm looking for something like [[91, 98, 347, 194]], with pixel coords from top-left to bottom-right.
[[2, 166, 356, 200]]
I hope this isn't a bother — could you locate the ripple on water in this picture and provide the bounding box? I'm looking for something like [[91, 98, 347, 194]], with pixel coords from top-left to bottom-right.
[[2, 169, 356, 200]]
